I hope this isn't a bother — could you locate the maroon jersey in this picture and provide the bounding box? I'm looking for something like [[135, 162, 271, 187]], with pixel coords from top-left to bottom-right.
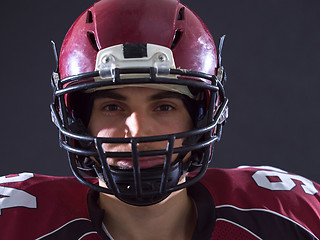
[[196, 166, 320, 239], [0, 173, 104, 240], [0, 166, 319, 239]]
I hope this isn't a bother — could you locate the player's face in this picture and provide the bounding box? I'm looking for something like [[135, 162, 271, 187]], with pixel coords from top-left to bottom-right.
[[88, 87, 193, 169]]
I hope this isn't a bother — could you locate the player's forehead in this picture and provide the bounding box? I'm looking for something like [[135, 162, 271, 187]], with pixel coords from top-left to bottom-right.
[[92, 86, 187, 102]]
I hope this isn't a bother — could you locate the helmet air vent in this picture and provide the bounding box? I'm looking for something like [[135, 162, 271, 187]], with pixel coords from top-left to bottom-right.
[[177, 7, 185, 20], [87, 32, 99, 51], [171, 30, 182, 49], [171, 8, 185, 50], [86, 10, 93, 23]]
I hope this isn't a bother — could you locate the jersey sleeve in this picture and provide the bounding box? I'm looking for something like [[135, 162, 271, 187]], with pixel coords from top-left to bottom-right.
[[0, 173, 103, 240], [199, 166, 320, 239]]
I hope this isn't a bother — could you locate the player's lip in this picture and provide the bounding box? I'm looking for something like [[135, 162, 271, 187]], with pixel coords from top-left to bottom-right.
[[115, 157, 165, 169]]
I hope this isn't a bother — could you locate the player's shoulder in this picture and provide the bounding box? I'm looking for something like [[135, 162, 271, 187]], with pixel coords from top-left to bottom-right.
[[0, 173, 101, 239], [0, 172, 94, 215], [201, 165, 319, 199], [199, 166, 320, 238]]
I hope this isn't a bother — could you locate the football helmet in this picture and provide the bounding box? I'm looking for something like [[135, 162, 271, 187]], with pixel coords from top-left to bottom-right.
[[50, 0, 228, 206]]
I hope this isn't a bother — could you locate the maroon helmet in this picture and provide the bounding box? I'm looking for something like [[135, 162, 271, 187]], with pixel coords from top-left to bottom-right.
[[51, 0, 228, 206]]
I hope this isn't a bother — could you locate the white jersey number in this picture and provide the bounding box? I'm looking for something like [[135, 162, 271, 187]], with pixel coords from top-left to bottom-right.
[[0, 173, 37, 215], [252, 169, 318, 195]]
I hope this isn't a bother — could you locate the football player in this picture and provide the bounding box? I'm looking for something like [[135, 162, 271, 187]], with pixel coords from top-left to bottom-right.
[[0, 0, 319, 239]]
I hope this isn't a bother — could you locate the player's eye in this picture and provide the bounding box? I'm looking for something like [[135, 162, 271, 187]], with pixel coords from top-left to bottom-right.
[[103, 104, 122, 111], [155, 104, 175, 111]]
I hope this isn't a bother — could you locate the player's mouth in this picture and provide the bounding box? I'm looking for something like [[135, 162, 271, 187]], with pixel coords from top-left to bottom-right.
[[115, 157, 165, 169]]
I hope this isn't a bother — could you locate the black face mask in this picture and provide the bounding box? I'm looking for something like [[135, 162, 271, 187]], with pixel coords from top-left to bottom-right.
[[51, 65, 228, 206]]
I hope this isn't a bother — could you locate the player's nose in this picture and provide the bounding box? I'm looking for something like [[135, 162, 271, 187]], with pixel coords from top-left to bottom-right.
[[124, 111, 154, 138]]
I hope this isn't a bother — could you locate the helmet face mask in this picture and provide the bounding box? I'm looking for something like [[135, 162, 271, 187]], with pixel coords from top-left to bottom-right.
[[50, 0, 228, 206]]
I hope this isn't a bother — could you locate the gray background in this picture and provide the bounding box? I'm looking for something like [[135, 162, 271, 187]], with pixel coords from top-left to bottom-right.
[[1, 0, 319, 182]]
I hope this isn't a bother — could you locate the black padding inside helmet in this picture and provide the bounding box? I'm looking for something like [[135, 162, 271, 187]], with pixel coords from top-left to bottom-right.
[[70, 91, 94, 127]]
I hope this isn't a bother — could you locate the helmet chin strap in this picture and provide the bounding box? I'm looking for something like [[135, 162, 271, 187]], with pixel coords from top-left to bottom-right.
[[93, 159, 190, 206]]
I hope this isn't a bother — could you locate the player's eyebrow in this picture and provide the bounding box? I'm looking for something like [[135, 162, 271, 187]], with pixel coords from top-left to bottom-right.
[[92, 90, 126, 100]]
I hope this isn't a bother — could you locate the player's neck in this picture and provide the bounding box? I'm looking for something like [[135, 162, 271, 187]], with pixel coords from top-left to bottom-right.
[[99, 188, 197, 240]]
